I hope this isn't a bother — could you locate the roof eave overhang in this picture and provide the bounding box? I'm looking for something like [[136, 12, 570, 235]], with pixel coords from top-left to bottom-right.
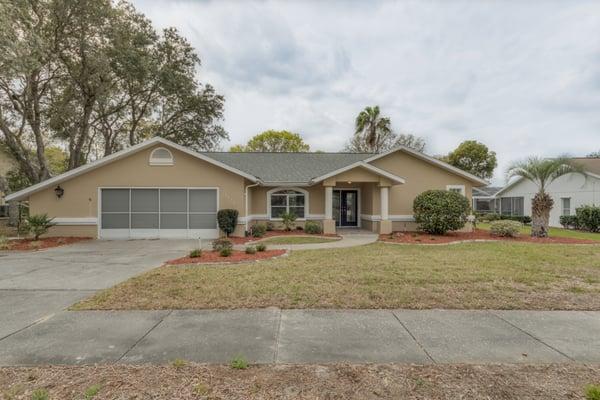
[[310, 161, 406, 185]]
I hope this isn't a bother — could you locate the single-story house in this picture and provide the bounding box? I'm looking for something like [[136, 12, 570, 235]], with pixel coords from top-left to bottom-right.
[[5, 137, 487, 239], [487, 158, 600, 227]]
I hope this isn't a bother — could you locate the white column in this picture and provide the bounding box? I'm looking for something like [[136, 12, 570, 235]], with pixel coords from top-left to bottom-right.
[[380, 186, 389, 220], [325, 186, 333, 219]]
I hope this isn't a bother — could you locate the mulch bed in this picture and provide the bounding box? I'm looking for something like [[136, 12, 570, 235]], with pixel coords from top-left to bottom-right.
[[4, 236, 91, 251], [1, 363, 598, 400], [380, 229, 599, 245], [167, 249, 287, 265], [228, 231, 340, 245]]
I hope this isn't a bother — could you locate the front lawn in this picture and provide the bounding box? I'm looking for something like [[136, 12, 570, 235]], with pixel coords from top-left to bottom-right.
[[478, 222, 600, 242], [256, 236, 340, 245], [73, 242, 600, 310]]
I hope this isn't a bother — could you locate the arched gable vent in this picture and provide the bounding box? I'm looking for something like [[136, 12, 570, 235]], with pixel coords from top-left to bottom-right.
[[149, 147, 174, 166]]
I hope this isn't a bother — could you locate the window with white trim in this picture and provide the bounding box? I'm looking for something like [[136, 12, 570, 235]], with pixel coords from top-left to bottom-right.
[[561, 197, 571, 216], [446, 185, 465, 196], [149, 147, 174, 166], [269, 189, 306, 219]]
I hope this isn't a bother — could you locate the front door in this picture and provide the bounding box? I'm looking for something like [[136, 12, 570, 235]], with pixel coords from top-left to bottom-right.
[[333, 190, 358, 227]]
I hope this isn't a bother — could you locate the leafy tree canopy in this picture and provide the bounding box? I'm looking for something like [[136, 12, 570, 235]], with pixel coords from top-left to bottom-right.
[[587, 151, 600, 158], [230, 130, 310, 152], [442, 140, 497, 180]]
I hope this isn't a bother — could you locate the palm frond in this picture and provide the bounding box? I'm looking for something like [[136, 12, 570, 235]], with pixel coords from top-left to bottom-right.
[[506, 156, 585, 192]]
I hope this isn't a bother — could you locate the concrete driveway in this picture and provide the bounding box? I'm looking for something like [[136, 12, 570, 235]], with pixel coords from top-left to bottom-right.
[[0, 239, 195, 340]]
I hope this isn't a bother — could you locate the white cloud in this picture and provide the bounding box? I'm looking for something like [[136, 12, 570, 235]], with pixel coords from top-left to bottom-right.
[[134, 0, 600, 183]]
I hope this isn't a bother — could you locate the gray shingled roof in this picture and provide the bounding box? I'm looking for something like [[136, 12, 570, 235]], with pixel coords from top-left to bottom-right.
[[201, 152, 372, 183]]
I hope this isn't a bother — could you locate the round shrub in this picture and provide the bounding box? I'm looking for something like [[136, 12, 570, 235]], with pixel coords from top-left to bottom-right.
[[212, 238, 233, 252], [217, 209, 238, 237], [490, 220, 522, 237], [189, 249, 202, 258], [413, 190, 470, 234], [251, 223, 267, 238], [576, 205, 600, 232], [255, 243, 267, 252], [219, 247, 233, 257], [245, 246, 256, 254], [304, 221, 322, 234]]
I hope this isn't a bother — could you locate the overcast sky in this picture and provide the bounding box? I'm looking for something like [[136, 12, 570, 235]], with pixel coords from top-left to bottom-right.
[[133, 0, 600, 184]]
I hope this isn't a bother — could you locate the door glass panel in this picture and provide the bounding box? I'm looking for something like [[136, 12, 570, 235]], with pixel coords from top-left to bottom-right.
[[160, 189, 187, 212], [189, 189, 217, 212], [102, 189, 129, 213], [131, 213, 158, 229], [131, 189, 158, 212], [160, 213, 187, 229], [332, 191, 340, 225], [345, 192, 356, 223]]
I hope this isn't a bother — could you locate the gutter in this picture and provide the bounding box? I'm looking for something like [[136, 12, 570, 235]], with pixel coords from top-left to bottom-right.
[[244, 181, 261, 232]]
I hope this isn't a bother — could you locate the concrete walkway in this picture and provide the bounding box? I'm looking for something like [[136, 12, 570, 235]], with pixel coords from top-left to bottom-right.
[[0, 309, 598, 366], [238, 230, 379, 251]]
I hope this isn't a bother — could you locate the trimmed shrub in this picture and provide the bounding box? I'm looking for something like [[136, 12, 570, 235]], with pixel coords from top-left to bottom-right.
[[559, 215, 579, 229], [251, 223, 267, 238], [304, 221, 322, 234], [413, 190, 470, 234], [256, 243, 267, 252], [212, 238, 233, 252], [219, 247, 233, 257], [26, 214, 55, 240], [490, 220, 522, 237], [576, 205, 600, 232], [189, 249, 202, 258], [217, 209, 238, 237], [245, 246, 256, 254], [281, 211, 297, 231]]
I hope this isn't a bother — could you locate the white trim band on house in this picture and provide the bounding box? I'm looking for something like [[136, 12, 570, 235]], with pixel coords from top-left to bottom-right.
[[361, 214, 415, 222], [53, 217, 97, 225]]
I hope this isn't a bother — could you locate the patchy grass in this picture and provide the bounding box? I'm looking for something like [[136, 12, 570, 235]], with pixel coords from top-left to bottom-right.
[[0, 364, 599, 400], [73, 242, 600, 310], [478, 223, 600, 242], [256, 236, 340, 245]]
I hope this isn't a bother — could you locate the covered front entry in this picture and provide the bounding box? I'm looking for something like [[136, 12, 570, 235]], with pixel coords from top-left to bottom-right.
[[333, 189, 359, 227], [99, 188, 219, 239]]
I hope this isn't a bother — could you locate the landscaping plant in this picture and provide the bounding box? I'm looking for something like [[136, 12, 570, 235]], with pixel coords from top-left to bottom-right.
[[413, 190, 470, 234], [251, 223, 267, 238], [560, 215, 580, 230], [212, 238, 233, 252], [304, 221, 322, 234], [219, 247, 233, 257], [230, 355, 249, 370], [216, 209, 238, 237], [490, 220, 521, 237], [25, 214, 55, 240], [576, 206, 600, 232], [506, 157, 583, 237], [255, 243, 267, 252], [245, 246, 256, 254], [281, 212, 297, 231], [586, 384, 600, 400], [189, 249, 202, 258]]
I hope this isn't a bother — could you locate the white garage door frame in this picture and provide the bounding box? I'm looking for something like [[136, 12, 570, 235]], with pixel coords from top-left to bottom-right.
[[98, 187, 220, 240]]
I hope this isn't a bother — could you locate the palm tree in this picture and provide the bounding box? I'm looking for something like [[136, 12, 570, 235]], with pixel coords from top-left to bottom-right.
[[353, 106, 392, 153], [506, 157, 583, 237]]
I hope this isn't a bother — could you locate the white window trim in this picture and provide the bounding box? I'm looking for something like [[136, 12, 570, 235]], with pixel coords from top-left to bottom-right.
[[149, 147, 174, 166], [266, 187, 309, 221], [561, 197, 571, 216], [446, 185, 466, 196]]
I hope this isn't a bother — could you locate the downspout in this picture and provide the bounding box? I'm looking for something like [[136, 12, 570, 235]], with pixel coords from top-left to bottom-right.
[[244, 181, 260, 233]]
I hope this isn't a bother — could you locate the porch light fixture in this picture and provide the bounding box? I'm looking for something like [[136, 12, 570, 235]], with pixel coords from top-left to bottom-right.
[[347, 181, 352, 184], [54, 185, 64, 199]]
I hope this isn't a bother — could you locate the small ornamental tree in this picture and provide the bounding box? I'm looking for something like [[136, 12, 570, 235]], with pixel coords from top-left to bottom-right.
[[26, 214, 56, 240], [217, 209, 238, 237], [413, 190, 470, 234]]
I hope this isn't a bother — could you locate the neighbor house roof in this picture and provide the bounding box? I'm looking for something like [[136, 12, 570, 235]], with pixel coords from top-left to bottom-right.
[[472, 186, 503, 197]]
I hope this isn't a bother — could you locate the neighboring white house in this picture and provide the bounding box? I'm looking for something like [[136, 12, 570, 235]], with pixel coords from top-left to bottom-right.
[[491, 158, 600, 227]]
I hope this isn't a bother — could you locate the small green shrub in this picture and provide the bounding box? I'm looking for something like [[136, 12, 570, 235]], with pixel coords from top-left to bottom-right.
[[26, 214, 55, 240], [245, 246, 256, 254], [212, 238, 233, 252], [230, 355, 249, 369], [31, 389, 49, 400], [84, 384, 101, 399], [413, 190, 470, 234], [219, 247, 233, 257], [251, 223, 267, 238], [171, 358, 187, 369], [217, 209, 238, 237], [255, 243, 267, 252], [586, 384, 600, 400], [576, 206, 600, 232], [560, 215, 579, 229], [189, 249, 202, 258], [281, 212, 297, 231], [490, 220, 522, 237], [304, 221, 322, 234], [0, 235, 9, 250]]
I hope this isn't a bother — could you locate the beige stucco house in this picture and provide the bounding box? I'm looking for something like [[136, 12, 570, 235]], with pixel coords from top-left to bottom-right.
[[6, 137, 487, 239]]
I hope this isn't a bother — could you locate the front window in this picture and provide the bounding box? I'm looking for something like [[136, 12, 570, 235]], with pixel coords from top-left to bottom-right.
[[561, 198, 571, 216], [499, 196, 524, 216], [270, 189, 306, 219]]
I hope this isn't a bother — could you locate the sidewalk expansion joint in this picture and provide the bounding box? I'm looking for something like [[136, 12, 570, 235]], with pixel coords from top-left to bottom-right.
[[391, 311, 436, 363], [117, 310, 173, 362]]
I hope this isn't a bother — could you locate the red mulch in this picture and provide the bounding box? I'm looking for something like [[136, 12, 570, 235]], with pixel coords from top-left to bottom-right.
[[380, 229, 599, 245], [6, 237, 91, 251], [228, 231, 340, 244], [167, 249, 287, 265]]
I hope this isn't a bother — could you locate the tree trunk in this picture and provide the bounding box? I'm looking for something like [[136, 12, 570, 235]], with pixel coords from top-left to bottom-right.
[[531, 191, 553, 238]]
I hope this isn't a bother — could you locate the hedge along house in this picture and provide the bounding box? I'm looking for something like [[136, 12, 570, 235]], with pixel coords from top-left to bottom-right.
[[6, 137, 487, 239]]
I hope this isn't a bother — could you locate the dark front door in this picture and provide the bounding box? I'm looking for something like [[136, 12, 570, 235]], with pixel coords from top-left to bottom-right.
[[335, 190, 358, 227]]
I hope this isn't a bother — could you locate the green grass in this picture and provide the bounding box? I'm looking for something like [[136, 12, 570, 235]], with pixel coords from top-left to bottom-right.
[[477, 223, 600, 241], [73, 242, 600, 311], [257, 236, 340, 245]]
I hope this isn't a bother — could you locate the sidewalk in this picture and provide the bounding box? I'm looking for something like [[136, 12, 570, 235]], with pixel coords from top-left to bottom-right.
[[236, 230, 379, 251], [0, 309, 597, 366]]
